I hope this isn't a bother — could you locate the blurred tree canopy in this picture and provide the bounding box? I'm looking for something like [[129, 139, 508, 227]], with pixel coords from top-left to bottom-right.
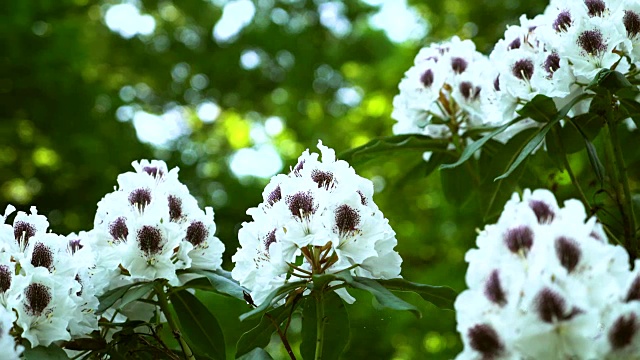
[[1, 0, 550, 358]]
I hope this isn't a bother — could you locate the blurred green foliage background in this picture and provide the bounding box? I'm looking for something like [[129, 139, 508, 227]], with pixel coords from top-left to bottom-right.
[[1, 0, 551, 358]]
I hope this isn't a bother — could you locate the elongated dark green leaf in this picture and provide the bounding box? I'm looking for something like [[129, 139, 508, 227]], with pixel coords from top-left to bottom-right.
[[481, 130, 537, 221], [588, 69, 632, 93], [237, 348, 275, 360], [569, 118, 606, 184], [495, 93, 592, 180], [97, 283, 139, 314], [23, 345, 70, 360], [440, 117, 523, 169], [517, 94, 557, 122], [350, 277, 420, 318], [619, 97, 640, 129], [374, 278, 457, 310], [338, 135, 449, 165], [119, 282, 154, 309], [300, 292, 350, 360], [180, 277, 215, 292], [236, 305, 290, 358], [585, 140, 606, 184], [441, 161, 475, 206], [193, 269, 247, 300], [239, 280, 307, 321], [559, 113, 603, 154], [170, 290, 226, 360]]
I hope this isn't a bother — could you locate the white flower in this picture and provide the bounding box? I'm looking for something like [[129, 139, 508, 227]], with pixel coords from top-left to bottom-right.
[[392, 36, 493, 148], [92, 159, 225, 288], [14, 267, 76, 347], [455, 189, 636, 359], [232, 141, 402, 305], [0, 306, 23, 360]]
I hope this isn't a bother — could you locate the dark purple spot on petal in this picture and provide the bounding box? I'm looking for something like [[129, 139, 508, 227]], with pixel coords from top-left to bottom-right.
[[459, 82, 481, 101], [553, 11, 573, 32], [555, 236, 582, 273], [609, 312, 638, 350], [508, 38, 521, 50], [67, 238, 83, 255], [137, 225, 163, 256], [311, 170, 334, 189], [264, 229, 277, 253], [357, 190, 368, 206], [451, 57, 468, 74], [109, 217, 129, 243], [267, 186, 282, 206], [25, 283, 51, 316], [529, 200, 555, 224], [0, 265, 11, 293], [504, 226, 534, 254], [293, 160, 305, 176], [577, 30, 606, 55], [143, 166, 163, 178], [512, 59, 534, 81], [75, 274, 83, 297], [14, 221, 36, 247], [286, 191, 316, 219], [420, 69, 434, 87], [334, 204, 361, 236], [493, 76, 500, 91], [185, 221, 208, 247], [31, 242, 54, 271], [168, 195, 183, 222], [535, 288, 582, 323], [544, 53, 561, 75], [129, 188, 152, 210], [585, 0, 606, 17], [467, 324, 504, 358], [624, 10, 640, 38], [484, 270, 507, 306]]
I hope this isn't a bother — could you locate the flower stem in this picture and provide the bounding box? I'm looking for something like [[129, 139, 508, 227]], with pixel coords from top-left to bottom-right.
[[314, 291, 326, 360], [154, 283, 195, 360], [607, 118, 637, 260]]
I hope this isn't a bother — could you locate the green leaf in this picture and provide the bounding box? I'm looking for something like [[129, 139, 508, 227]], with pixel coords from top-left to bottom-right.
[[97, 283, 139, 314], [517, 94, 557, 122], [440, 116, 523, 169], [374, 278, 458, 310], [495, 93, 592, 180], [588, 69, 632, 93], [350, 277, 420, 318], [237, 348, 274, 360], [236, 305, 290, 358], [23, 345, 70, 360], [619, 97, 640, 129], [479, 130, 537, 221], [300, 292, 350, 360], [119, 282, 155, 309], [585, 139, 606, 184], [169, 290, 226, 360], [338, 135, 449, 165], [193, 269, 247, 300], [239, 280, 307, 321], [559, 113, 604, 154], [567, 117, 606, 183], [440, 159, 475, 206]]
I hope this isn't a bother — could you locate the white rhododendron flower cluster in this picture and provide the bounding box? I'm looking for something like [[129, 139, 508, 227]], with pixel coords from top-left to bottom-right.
[[0, 206, 100, 348], [455, 189, 640, 360], [393, 0, 640, 144], [92, 160, 225, 289], [391, 36, 492, 141], [232, 141, 402, 305]]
